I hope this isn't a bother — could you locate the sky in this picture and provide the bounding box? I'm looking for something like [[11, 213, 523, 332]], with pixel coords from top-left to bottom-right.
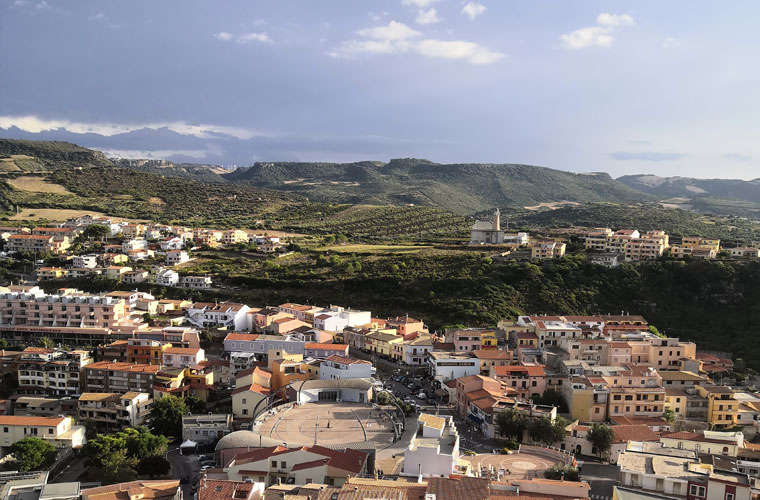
[[1, 0, 759, 179]]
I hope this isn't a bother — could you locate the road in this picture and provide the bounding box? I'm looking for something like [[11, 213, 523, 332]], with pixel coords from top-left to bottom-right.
[[167, 446, 201, 500]]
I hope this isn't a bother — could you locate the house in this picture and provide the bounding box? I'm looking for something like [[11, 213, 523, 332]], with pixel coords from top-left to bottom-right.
[[198, 479, 263, 500], [7, 234, 58, 254], [604, 365, 665, 419], [428, 352, 480, 382], [386, 315, 427, 339], [105, 265, 132, 280], [186, 302, 251, 331], [182, 413, 233, 444], [77, 392, 153, 431], [697, 385, 740, 429], [224, 445, 368, 487], [729, 247, 760, 259], [159, 236, 184, 251], [365, 332, 403, 359], [565, 423, 658, 463], [166, 250, 190, 265], [37, 267, 66, 280], [162, 347, 205, 368], [153, 365, 215, 402], [0, 415, 86, 452], [590, 253, 622, 268], [660, 430, 744, 457], [81, 480, 181, 500], [320, 355, 372, 380], [222, 229, 249, 246], [470, 209, 505, 244], [402, 413, 459, 477], [16, 348, 92, 397], [156, 268, 180, 286], [563, 376, 610, 423], [401, 336, 434, 365], [232, 383, 270, 420], [490, 364, 546, 400], [180, 275, 212, 289], [531, 240, 567, 259], [72, 254, 99, 268], [472, 349, 511, 375], [123, 269, 150, 284]]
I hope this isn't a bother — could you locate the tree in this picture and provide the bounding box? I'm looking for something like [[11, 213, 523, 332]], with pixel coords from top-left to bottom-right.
[[102, 448, 138, 484], [148, 395, 187, 437], [10, 437, 57, 471], [185, 395, 206, 414], [544, 464, 580, 481], [0, 372, 19, 398], [81, 224, 110, 242], [495, 408, 528, 441], [663, 409, 676, 426], [137, 455, 171, 479], [528, 416, 569, 446], [532, 389, 569, 413], [122, 427, 168, 458], [586, 423, 615, 461], [38, 337, 54, 349]]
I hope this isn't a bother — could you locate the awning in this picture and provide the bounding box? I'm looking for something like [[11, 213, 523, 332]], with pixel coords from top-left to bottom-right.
[[467, 414, 483, 424], [180, 439, 198, 448]]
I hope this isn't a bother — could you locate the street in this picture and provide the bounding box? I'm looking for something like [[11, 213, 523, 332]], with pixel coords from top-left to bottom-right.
[[167, 446, 201, 500]]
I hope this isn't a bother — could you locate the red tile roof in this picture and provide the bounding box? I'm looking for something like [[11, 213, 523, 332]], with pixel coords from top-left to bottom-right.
[[305, 343, 348, 350], [611, 424, 659, 443], [492, 364, 546, 377], [225, 333, 259, 342], [231, 383, 270, 396]]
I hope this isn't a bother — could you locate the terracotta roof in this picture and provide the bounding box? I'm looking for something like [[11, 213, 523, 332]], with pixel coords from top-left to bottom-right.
[[225, 333, 259, 342], [473, 350, 509, 360], [253, 367, 272, 378], [612, 424, 659, 443], [198, 479, 255, 500], [231, 383, 270, 396], [325, 354, 371, 365], [85, 361, 160, 373], [0, 415, 66, 426], [81, 480, 180, 500], [305, 343, 348, 350], [164, 347, 202, 355], [425, 476, 490, 500], [337, 478, 427, 500]]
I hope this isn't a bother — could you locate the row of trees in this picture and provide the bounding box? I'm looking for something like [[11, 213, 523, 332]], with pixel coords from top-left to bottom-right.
[[494, 408, 615, 460], [84, 427, 170, 483]]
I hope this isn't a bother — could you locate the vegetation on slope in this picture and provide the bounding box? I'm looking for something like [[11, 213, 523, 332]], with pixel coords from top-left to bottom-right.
[[225, 158, 653, 213]]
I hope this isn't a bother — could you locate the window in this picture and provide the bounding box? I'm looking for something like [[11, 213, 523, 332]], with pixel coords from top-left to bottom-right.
[[271, 460, 277, 467], [280, 461, 286, 468], [689, 485, 705, 497], [726, 494, 735, 500]]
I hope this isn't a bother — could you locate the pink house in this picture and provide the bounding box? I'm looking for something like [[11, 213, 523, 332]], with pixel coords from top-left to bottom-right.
[[490, 364, 547, 400]]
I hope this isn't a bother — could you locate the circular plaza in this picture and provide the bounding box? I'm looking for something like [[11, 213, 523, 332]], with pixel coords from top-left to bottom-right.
[[462, 447, 565, 479], [256, 401, 396, 448]]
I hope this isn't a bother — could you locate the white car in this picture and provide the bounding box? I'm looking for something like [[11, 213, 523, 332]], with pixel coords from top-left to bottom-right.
[[417, 392, 427, 400]]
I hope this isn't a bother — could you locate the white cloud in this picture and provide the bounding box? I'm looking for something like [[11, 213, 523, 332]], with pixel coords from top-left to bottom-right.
[[329, 21, 503, 64], [402, 0, 437, 7], [662, 36, 680, 48], [415, 39, 503, 64], [214, 32, 233, 41], [89, 12, 107, 21], [98, 148, 219, 160], [0, 115, 269, 140], [357, 21, 421, 41], [213, 32, 273, 44], [236, 32, 273, 44], [596, 13, 634, 28], [560, 12, 634, 49], [416, 8, 442, 25], [461, 2, 486, 20]]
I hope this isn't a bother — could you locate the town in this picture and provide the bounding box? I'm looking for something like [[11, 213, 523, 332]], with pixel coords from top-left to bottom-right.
[[0, 215, 754, 500]]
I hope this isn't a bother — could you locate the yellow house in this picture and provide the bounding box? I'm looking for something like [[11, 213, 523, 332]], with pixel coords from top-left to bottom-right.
[[365, 331, 403, 358], [38, 267, 65, 280], [562, 376, 609, 423], [153, 366, 214, 402], [664, 387, 688, 418], [697, 385, 739, 428], [269, 352, 314, 392], [480, 330, 497, 348]]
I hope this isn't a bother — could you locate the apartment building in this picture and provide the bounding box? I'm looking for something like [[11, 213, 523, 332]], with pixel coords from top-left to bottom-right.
[[165, 250, 190, 265], [77, 392, 152, 431], [0, 415, 85, 452], [123, 270, 150, 284], [16, 348, 92, 397], [365, 331, 403, 358], [531, 240, 567, 260], [126, 338, 170, 365], [304, 343, 349, 358], [82, 361, 159, 394], [13, 396, 75, 418], [222, 229, 249, 246], [563, 376, 610, 422], [0, 288, 127, 329], [182, 413, 232, 444], [660, 430, 744, 457], [386, 315, 427, 338], [428, 352, 480, 382], [7, 234, 61, 254], [697, 385, 740, 429], [232, 381, 270, 420], [153, 365, 214, 402], [584, 228, 614, 251], [162, 347, 205, 368], [401, 335, 434, 365], [156, 268, 180, 286], [490, 364, 546, 400], [605, 366, 665, 419]]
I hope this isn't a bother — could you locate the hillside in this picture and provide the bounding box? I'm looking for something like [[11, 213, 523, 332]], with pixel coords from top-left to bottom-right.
[[224, 159, 653, 214], [111, 158, 228, 183]]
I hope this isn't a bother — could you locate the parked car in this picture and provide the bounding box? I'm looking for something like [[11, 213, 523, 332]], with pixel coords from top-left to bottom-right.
[[417, 392, 427, 400], [407, 383, 415, 389], [393, 375, 404, 382]]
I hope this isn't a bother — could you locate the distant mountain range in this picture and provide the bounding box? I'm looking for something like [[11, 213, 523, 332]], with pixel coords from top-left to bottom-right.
[[617, 174, 760, 203]]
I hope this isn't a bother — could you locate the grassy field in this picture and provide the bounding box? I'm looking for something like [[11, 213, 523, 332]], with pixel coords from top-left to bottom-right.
[[10, 208, 120, 221], [7, 176, 73, 195], [0, 158, 21, 172]]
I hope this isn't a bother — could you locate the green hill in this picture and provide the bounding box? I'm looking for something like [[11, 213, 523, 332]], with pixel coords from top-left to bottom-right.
[[224, 158, 653, 214], [110, 158, 228, 183]]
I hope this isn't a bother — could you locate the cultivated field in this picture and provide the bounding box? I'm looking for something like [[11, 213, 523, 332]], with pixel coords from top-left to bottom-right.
[[320, 244, 433, 255], [9, 208, 132, 221], [7, 176, 73, 195]]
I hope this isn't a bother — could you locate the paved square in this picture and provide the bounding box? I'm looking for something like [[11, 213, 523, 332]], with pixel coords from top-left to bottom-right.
[[257, 402, 395, 447]]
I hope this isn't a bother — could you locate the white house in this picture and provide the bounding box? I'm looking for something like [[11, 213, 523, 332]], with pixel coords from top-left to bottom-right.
[[404, 336, 434, 365], [162, 347, 205, 368], [180, 275, 212, 289], [0, 415, 86, 453], [182, 413, 232, 444], [320, 355, 372, 380], [156, 268, 179, 286], [122, 239, 148, 253], [72, 254, 98, 268], [427, 352, 480, 382], [166, 250, 190, 265], [159, 237, 184, 251], [186, 302, 251, 331], [403, 413, 459, 477]]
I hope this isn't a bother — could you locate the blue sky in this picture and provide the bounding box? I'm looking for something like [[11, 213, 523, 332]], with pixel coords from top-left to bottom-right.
[[1, 0, 759, 179]]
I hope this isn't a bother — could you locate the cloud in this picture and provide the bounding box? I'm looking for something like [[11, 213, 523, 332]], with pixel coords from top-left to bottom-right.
[[402, 0, 437, 7], [416, 8, 442, 25], [99, 147, 220, 160], [461, 2, 486, 20], [662, 36, 680, 49], [560, 12, 634, 49], [609, 151, 687, 162], [357, 21, 421, 41], [213, 32, 273, 44], [415, 39, 504, 64], [724, 153, 752, 162], [330, 20, 504, 64], [0, 115, 269, 141], [90, 12, 107, 21]]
